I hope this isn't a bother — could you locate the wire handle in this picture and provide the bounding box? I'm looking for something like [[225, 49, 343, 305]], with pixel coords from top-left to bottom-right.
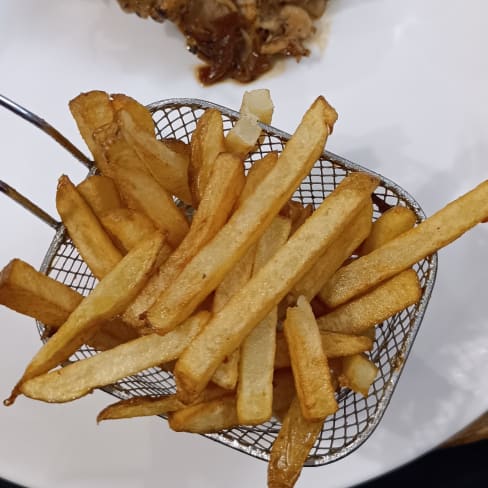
[[0, 180, 60, 230], [0, 94, 94, 170]]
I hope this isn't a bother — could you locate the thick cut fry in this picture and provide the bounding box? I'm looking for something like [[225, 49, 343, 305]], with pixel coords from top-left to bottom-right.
[[358, 205, 417, 255], [274, 331, 373, 369], [7, 232, 166, 404], [321, 179, 488, 308], [339, 354, 379, 396], [100, 208, 159, 253], [268, 397, 324, 488], [111, 93, 155, 135], [189, 108, 225, 206], [280, 200, 314, 236], [168, 395, 238, 433], [291, 203, 373, 302], [124, 152, 245, 329], [76, 175, 122, 218], [284, 296, 337, 421], [110, 165, 189, 248], [272, 369, 296, 421], [237, 216, 291, 424], [317, 269, 421, 334], [19, 312, 209, 403], [147, 97, 336, 334], [173, 173, 379, 403], [69, 91, 113, 171], [225, 114, 262, 157], [56, 175, 123, 280], [240, 88, 274, 125], [117, 110, 192, 204]]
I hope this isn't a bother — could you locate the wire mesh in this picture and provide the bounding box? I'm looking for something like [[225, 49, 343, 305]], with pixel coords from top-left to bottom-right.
[[38, 99, 437, 466]]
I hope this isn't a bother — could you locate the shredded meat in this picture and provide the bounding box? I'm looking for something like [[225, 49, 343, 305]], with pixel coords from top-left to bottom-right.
[[116, 0, 328, 84]]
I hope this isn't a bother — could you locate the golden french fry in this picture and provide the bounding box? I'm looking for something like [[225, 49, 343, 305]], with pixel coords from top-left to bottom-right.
[[168, 395, 238, 433], [284, 296, 337, 421], [321, 179, 488, 308], [147, 97, 336, 335], [161, 138, 191, 159], [111, 93, 155, 135], [291, 203, 373, 302], [339, 354, 379, 396], [123, 152, 245, 330], [116, 110, 192, 204], [56, 175, 123, 280], [173, 173, 379, 403], [19, 311, 209, 403], [237, 216, 291, 424], [225, 114, 262, 157], [110, 165, 189, 248], [99, 208, 159, 253], [272, 369, 296, 422], [280, 200, 314, 236], [274, 331, 373, 370], [317, 269, 421, 334], [76, 175, 122, 218], [268, 396, 324, 488], [240, 89, 274, 125], [189, 108, 225, 206], [8, 232, 165, 404], [358, 205, 417, 255]]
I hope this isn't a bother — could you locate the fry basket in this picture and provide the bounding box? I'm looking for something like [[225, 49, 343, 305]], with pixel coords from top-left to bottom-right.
[[4, 97, 438, 466]]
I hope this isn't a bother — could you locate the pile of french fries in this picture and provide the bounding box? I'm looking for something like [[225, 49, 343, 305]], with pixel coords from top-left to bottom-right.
[[1, 88, 488, 488]]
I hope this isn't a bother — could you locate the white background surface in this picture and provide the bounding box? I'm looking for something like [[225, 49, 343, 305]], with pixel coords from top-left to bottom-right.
[[0, 1, 487, 487]]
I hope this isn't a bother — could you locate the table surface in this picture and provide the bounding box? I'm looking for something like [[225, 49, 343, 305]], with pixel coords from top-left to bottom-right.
[[1, 1, 487, 488]]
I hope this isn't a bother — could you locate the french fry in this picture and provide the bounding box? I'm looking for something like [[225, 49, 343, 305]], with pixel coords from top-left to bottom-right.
[[321, 179, 488, 308], [274, 331, 374, 369], [290, 203, 373, 302], [280, 200, 314, 236], [317, 269, 421, 334], [189, 108, 225, 206], [123, 152, 245, 330], [237, 216, 291, 425], [19, 311, 209, 403], [225, 114, 262, 157], [56, 175, 123, 280], [7, 232, 166, 404], [110, 165, 189, 248], [173, 173, 379, 403], [358, 205, 417, 255], [147, 96, 337, 334], [76, 175, 122, 218], [99, 208, 159, 253], [268, 396, 324, 488], [116, 110, 192, 204], [284, 296, 337, 421], [272, 369, 296, 421], [168, 395, 238, 433], [339, 354, 379, 397], [239, 89, 274, 125], [111, 93, 155, 135]]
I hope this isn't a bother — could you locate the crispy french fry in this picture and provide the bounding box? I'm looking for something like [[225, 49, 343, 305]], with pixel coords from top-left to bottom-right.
[[237, 216, 291, 424], [161, 138, 191, 159], [110, 165, 189, 248], [189, 108, 225, 206], [280, 200, 314, 236], [317, 269, 421, 334], [116, 110, 192, 204], [76, 175, 122, 218], [291, 203, 373, 302], [339, 354, 379, 397], [147, 97, 337, 335], [173, 173, 379, 403], [274, 331, 374, 370], [168, 395, 238, 433], [19, 311, 209, 403], [123, 152, 245, 330], [268, 396, 324, 488], [7, 232, 166, 404], [321, 179, 488, 308], [284, 296, 337, 421], [272, 369, 296, 421], [240, 89, 274, 125], [99, 208, 158, 253], [111, 93, 155, 135], [56, 175, 123, 280], [358, 205, 417, 255], [225, 114, 262, 157]]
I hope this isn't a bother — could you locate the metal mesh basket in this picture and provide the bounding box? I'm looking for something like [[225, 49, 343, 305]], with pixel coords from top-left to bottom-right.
[[37, 99, 437, 466]]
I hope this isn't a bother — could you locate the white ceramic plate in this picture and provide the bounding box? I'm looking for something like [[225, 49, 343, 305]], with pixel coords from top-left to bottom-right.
[[0, 1, 487, 487]]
